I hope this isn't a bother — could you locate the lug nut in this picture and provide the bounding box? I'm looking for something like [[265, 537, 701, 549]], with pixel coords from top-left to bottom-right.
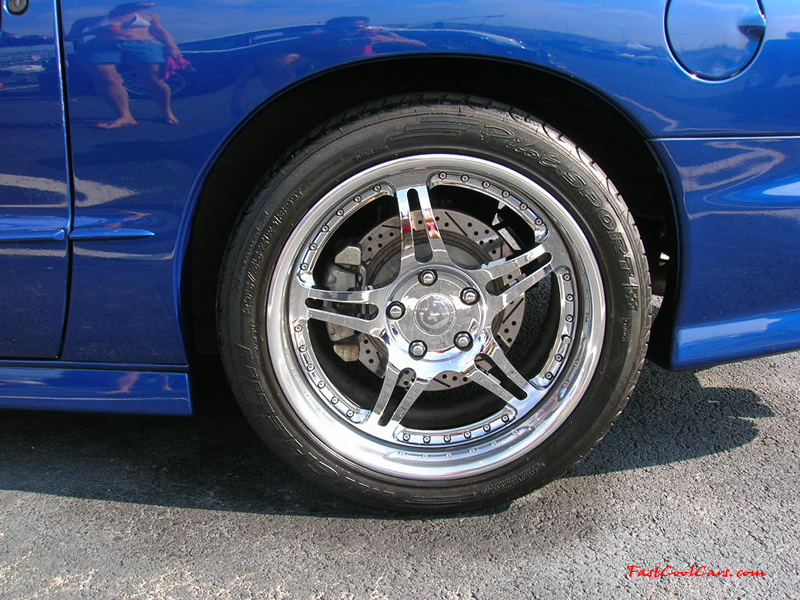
[[460, 288, 479, 305], [387, 302, 405, 319], [419, 270, 437, 286], [409, 340, 427, 359], [454, 332, 473, 350]]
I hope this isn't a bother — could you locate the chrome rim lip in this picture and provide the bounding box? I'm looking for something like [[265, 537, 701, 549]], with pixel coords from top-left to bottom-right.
[[267, 154, 605, 481]]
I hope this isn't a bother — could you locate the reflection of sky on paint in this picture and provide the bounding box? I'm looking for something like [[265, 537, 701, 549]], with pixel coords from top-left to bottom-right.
[[2, 0, 800, 46], [775, 14, 800, 39], [47, 0, 666, 45], [666, 0, 752, 51], [8, 0, 795, 46]]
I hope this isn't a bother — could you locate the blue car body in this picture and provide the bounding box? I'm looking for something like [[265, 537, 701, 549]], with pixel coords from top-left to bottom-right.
[[0, 0, 798, 414]]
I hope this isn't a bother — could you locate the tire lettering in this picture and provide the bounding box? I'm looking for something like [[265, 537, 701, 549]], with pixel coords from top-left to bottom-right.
[[503, 136, 539, 158], [618, 255, 635, 280], [481, 125, 540, 158], [354, 145, 388, 161], [480, 462, 544, 495], [539, 153, 560, 168], [239, 199, 296, 317], [608, 231, 629, 257], [623, 285, 639, 311], [596, 209, 617, 231], [580, 188, 603, 208], [562, 171, 587, 188], [514, 144, 540, 159], [480, 125, 514, 142]]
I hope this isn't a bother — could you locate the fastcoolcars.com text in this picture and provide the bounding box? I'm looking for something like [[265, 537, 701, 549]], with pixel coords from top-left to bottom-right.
[[627, 565, 766, 578]]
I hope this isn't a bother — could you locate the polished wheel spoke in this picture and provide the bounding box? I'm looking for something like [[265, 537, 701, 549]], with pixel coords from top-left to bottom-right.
[[478, 243, 550, 284], [368, 364, 428, 427], [470, 243, 557, 312], [369, 362, 402, 424], [396, 183, 450, 266], [468, 335, 532, 405], [497, 262, 553, 307], [385, 377, 428, 427], [303, 286, 381, 305], [483, 335, 531, 392], [396, 185, 417, 270], [414, 184, 449, 262], [296, 281, 388, 337], [469, 368, 523, 406], [304, 308, 384, 337]]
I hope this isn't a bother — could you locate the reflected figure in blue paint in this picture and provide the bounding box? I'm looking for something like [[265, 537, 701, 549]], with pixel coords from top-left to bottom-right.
[[302, 16, 427, 60], [67, 2, 183, 129], [231, 16, 426, 116]]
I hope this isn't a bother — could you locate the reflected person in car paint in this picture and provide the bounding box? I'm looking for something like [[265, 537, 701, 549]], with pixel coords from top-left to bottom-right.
[[231, 16, 426, 116], [67, 2, 184, 128]]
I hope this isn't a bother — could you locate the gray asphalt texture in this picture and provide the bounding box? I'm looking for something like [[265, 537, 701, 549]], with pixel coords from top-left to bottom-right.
[[1, 352, 798, 599]]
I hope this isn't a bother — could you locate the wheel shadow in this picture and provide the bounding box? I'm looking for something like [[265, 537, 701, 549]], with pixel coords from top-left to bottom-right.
[[0, 358, 773, 517], [568, 360, 774, 478]]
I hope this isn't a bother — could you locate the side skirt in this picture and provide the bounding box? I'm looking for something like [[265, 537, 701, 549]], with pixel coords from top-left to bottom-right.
[[0, 365, 192, 415]]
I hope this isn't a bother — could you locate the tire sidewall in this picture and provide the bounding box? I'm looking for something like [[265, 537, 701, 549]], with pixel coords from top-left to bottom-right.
[[219, 98, 650, 511]]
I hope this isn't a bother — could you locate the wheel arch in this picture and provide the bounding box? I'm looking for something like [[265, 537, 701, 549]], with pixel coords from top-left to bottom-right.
[[186, 54, 679, 359]]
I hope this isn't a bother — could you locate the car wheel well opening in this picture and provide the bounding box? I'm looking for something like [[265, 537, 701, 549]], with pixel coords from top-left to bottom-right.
[[188, 56, 676, 356]]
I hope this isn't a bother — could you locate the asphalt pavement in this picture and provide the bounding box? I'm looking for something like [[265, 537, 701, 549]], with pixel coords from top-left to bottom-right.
[[1, 351, 798, 599]]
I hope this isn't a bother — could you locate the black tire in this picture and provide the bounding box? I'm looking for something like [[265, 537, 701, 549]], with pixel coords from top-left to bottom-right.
[[218, 94, 650, 513]]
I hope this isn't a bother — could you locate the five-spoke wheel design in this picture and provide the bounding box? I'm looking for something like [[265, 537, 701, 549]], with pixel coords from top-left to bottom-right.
[[269, 154, 605, 479], [220, 97, 649, 511]]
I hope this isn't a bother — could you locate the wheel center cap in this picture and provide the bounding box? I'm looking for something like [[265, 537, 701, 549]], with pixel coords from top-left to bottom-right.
[[414, 294, 457, 334]]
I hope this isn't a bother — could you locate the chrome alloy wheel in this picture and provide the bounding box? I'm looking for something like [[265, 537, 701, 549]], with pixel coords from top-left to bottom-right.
[[267, 154, 605, 480]]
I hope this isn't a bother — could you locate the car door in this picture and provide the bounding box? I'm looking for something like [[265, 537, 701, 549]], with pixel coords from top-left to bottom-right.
[[0, 0, 70, 357]]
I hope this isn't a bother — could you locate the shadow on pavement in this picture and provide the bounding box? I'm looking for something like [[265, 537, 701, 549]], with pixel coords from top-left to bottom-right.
[[569, 360, 773, 478], [0, 357, 773, 517]]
